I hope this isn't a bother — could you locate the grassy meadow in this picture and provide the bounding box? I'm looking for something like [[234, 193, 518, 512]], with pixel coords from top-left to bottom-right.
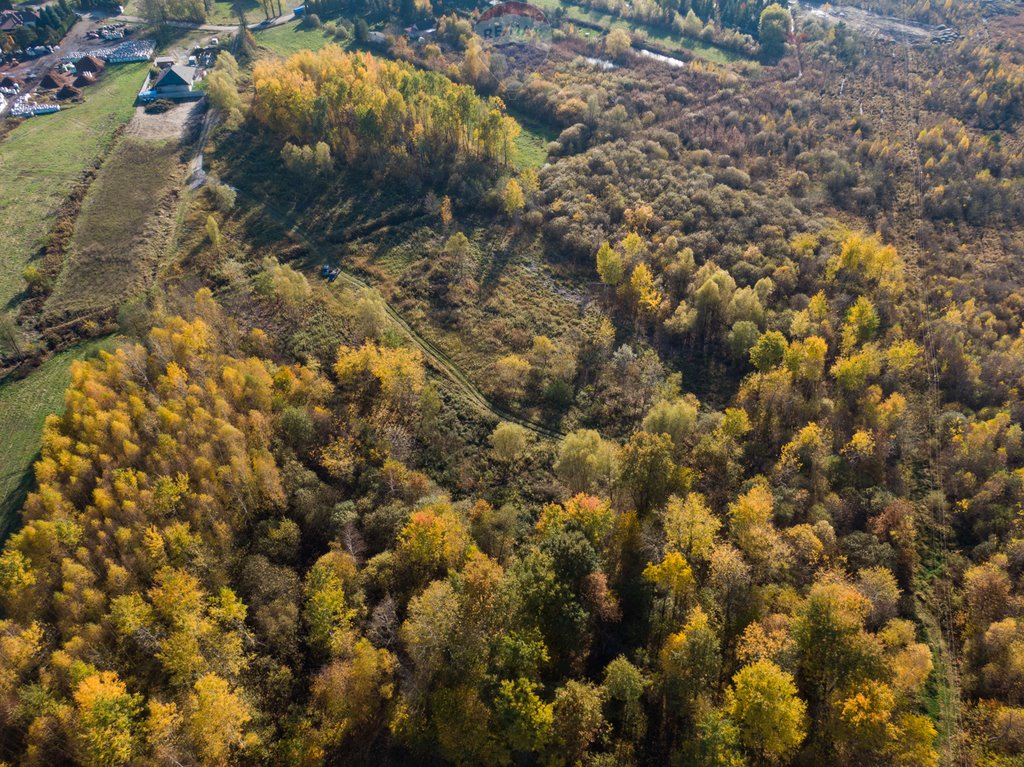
[[0, 62, 148, 310], [512, 111, 556, 169], [255, 20, 342, 56]]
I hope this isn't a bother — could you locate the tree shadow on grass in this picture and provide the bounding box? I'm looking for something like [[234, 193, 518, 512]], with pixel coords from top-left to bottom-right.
[[0, 460, 35, 544]]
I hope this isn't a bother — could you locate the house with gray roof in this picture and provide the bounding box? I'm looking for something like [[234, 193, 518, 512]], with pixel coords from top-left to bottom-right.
[[152, 64, 196, 99]]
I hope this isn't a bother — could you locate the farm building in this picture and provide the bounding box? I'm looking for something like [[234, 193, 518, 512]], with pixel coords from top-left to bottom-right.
[[74, 55, 105, 74], [154, 56, 175, 69], [151, 64, 195, 98], [38, 71, 71, 90]]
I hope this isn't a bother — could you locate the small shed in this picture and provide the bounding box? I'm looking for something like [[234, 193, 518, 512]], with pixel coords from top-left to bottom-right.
[[75, 55, 105, 74], [152, 64, 195, 98], [154, 56, 175, 69], [56, 84, 82, 100], [38, 71, 70, 90]]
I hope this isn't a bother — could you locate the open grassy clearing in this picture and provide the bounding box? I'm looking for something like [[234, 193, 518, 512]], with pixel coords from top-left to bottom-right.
[[511, 111, 556, 169], [639, 24, 749, 65], [916, 597, 963, 761], [0, 337, 117, 540], [255, 20, 343, 56], [45, 138, 185, 318], [203, 0, 296, 25], [0, 62, 148, 311]]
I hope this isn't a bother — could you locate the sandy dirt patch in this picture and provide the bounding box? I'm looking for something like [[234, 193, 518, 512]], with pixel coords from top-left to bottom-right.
[[124, 101, 200, 140]]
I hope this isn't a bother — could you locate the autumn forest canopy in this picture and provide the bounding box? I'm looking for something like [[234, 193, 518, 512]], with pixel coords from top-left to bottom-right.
[[3, 0, 1024, 765], [252, 48, 522, 179]]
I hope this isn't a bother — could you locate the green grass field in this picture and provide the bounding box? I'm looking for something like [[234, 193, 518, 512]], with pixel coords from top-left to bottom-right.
[[0, 337, 117, 540], [511, 111, 555, 169], [45, 138, 183, 317], [205, 0, 266, 25], [255, 20, 342, 56], [0, 62, 148, 311], [215, 0, 308, 24]]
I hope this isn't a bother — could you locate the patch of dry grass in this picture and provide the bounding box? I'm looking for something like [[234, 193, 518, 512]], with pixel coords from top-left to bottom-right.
[[45, 138, 184, 317]]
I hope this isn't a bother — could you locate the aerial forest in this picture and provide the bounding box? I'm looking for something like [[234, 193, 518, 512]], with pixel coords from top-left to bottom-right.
[[1, 0, 1024, 765]]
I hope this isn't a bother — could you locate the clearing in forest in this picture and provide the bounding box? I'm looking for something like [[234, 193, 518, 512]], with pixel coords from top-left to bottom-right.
[[122, 0, 303, 25], [529, 0, 752, 65]]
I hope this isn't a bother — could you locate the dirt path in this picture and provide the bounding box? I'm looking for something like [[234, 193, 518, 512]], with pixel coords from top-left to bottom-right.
[[181, 96, 563, 441]]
